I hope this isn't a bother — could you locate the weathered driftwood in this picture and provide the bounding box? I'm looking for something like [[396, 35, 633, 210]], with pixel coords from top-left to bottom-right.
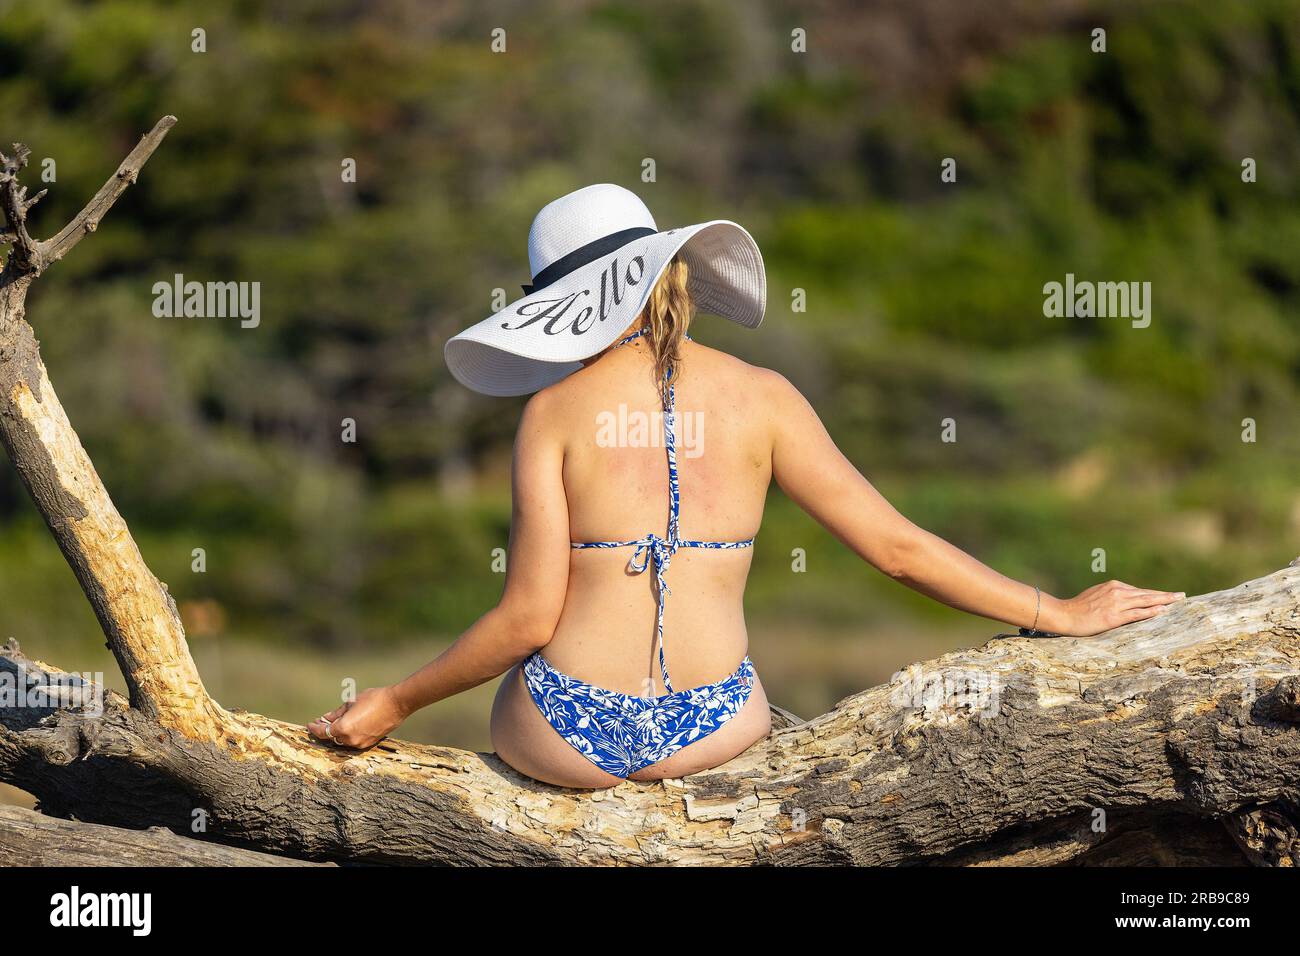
[[0, 117, 226, 742], [0, 804, 331, 867], [2, 562, 1298, 866], [1, 118, 1298, 866]]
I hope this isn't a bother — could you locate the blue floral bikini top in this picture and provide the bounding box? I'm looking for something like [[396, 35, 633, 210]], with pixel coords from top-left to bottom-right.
[[571, 328, 755, 695]]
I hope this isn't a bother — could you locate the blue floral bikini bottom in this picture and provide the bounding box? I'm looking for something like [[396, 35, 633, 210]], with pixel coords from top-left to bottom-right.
[[522, 652, 756, 778]]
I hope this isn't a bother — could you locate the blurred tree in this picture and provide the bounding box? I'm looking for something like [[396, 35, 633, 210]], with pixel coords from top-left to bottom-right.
[[0, 0, 1296, 658]]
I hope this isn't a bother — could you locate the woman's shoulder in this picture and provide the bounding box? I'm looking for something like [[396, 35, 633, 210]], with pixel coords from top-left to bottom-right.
[[687, 341, 801, 405]]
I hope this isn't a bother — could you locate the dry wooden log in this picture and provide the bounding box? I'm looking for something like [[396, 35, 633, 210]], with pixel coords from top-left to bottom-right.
[[1, 118, 1298, 866], [2, 561, 1298, 866], [0, 804, 332, 866]]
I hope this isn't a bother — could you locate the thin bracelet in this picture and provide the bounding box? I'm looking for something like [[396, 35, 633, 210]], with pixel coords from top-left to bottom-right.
[[1018, 585, 1053, 637]]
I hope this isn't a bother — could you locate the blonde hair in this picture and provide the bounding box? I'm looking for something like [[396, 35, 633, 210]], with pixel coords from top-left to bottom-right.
[[641, 255, 695, 404]]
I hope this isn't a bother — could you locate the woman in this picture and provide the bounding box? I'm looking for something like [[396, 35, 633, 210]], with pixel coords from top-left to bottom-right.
[[307, 183, 1183, 788]]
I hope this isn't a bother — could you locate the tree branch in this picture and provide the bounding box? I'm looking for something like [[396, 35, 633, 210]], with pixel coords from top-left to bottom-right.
[[41, 115, 177, 270], [0, 116, 176, 278], [0, 116, 225, 739], [0, 144, 38, 272]]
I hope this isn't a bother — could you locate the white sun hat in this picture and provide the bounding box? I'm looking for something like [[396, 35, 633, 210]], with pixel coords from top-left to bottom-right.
[[444, 183, 765, 396]]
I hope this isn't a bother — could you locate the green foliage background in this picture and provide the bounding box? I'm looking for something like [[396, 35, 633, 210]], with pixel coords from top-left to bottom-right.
[[0, 0, 1296, 746]]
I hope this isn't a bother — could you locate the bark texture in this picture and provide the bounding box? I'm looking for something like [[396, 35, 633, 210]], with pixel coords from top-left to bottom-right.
[[1, 118, 1298, 866], [0, 805, 331, 866]]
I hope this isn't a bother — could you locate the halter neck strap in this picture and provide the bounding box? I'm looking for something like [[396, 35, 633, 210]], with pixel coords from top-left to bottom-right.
[[609, 326, 692, 354]]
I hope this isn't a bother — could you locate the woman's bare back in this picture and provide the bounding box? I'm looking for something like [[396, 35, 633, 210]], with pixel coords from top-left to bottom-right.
[[490, 337, 777, 786]]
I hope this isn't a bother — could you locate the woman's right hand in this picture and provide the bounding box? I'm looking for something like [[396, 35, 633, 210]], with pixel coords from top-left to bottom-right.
[[306, 686, 408, 750], [1052, 580, 1185, 636]]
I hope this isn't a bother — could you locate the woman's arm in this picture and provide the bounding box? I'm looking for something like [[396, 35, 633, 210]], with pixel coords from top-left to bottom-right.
[[306, 390, 571, 748], [762, 371, 1182, 637]]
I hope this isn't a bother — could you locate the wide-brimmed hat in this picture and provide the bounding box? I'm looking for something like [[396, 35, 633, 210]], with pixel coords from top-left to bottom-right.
[[444, 183, 765, 396]]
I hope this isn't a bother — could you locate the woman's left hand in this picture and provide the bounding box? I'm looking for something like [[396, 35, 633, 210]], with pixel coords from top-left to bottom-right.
[[307, 686, 407, 749]]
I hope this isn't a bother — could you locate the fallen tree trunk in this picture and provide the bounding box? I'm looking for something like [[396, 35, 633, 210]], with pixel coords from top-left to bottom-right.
[[1, 118, 1298, 866], [3, 560, 1298, 866], [0, 805, 331, 867]]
